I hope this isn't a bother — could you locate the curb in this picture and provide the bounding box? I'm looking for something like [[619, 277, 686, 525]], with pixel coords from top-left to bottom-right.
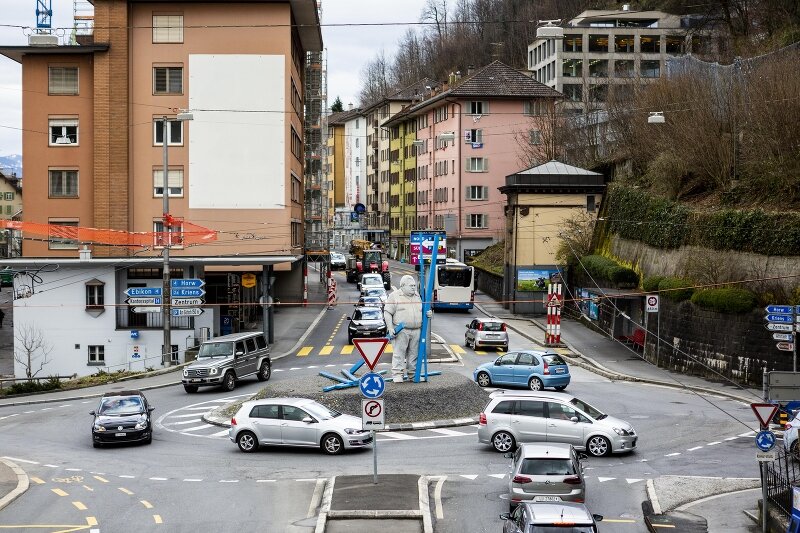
[[0, 458, 29, 512]]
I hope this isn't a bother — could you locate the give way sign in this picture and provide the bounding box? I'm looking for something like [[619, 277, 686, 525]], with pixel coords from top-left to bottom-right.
[[751, 403, 779, 428], [352, 338, 388, 371]]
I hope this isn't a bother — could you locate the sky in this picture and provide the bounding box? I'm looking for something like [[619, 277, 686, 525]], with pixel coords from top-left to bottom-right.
[[0, 0, 428, 157]]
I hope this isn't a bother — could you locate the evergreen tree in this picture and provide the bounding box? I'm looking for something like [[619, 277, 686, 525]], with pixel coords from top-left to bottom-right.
[[330, 97, 344, 112]]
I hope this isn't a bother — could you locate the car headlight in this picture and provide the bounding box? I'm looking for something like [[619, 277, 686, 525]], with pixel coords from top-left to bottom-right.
[[93, 424, 105, 432], [134, 417, 148, 430], [344, 428, 362, 435], [613, 427, 633, 436], [183, 369, 188, 377], [209, 367, 219, 375]]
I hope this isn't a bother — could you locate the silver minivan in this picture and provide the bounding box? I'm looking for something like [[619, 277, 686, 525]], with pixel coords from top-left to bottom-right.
[[478, 391, 637, 456], [182, 332, 271, 393]]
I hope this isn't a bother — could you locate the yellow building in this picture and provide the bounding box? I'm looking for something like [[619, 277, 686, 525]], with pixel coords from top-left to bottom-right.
[[326, 113, 346, 209], [386, 110, 417, 261]]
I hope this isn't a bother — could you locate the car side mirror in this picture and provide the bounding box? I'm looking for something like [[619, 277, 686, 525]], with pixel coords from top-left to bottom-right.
[[89, 410, 95, 416], [592, 514, 604, 522], [302, 417, 315, 424], [499, 513, 511, 520], [148, 407, 155, 412], [570, 416, 579, 423], [494, 360, 502, 366], [578, 452, 588, 460]]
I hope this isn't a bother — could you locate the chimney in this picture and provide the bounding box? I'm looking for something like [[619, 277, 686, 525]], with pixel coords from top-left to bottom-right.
[[467, 65, 475, 77], [79, 245, 92, 261], [455, 71, 462, 81], [348, 102, 354, 110], [448, 72, 456, 85]]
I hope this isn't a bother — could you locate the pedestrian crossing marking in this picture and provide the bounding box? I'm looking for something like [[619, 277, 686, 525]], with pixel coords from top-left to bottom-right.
[[341, 345, 354, 354], [450, 344, 466, 354], [384, 344, 393, 353], [297, 347, 312, 356], [319, 345, 334, 355], [475, 350, 487, 355]]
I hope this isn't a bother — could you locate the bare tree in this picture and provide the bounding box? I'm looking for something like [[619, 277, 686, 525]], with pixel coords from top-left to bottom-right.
[[357, 50, 393, 106], [555, 210, 597, 265], [14, 323, 53, 379]]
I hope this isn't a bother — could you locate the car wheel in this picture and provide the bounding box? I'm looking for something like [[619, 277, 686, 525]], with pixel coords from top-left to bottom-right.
[[321, 433, 344, 455], [183, 385, 198, 393], [587, 435, 611, 457], [528, 376, 544, 391], [476, 371, 491, 387], [92, 441, 101, 449], [237, 431, 259, 453], [492, 431, 515, 453], [791, 440, 800, 461], [470, 338, 477, 350], [555, 385, 567, 391], [464, 335, 470, 348], [221, 372, 236, 392], [144, 434, 153, 445], [256, 361, 271, 382], [347, 335, 353, 345]]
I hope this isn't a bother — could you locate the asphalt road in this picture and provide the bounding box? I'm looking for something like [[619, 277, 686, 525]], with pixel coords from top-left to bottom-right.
[[0, 267, 759, 531]]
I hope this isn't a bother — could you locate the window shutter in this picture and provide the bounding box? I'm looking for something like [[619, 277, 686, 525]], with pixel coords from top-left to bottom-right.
[[483, 158, 489, 171], [483, 186, 489, 200], [464, 157, 470, 172], [483, 101, 489, 114], [483, 215, 488, 229], [465, 186, 471, 200], [476, 129, 483, 143], [154, 169, 164, 188], [168, 169, 183, 189]]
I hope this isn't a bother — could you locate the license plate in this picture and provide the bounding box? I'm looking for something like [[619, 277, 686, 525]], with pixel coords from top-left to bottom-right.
[[555, 368, 565, 374], [191, 379, 201, 383], [533, 496, 562, 502], [115, 432, 127, 437]]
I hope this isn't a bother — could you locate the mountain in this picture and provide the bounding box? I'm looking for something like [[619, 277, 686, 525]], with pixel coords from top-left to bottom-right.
[[0, 155, 21, 178]]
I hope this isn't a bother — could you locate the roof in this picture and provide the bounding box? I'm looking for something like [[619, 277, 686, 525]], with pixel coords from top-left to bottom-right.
[[0, 172, 21, 193], [523, 501, 595, 524], [501, 160, 606, 194], [0, 44, 109, 63], [328, 109, 361, 125], [517, 161, 602, 177], [518, 442, 574, 458], [447, 61, 562, 98], [361, 77, 441, 112]]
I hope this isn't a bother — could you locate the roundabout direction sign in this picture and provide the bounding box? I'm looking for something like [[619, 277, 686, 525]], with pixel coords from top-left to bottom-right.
[[359, 372, 385, 399], [755, 430, 776, 452]]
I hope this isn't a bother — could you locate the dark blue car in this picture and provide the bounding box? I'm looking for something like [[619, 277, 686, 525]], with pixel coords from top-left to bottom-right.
[[473, 351, 570, 391]]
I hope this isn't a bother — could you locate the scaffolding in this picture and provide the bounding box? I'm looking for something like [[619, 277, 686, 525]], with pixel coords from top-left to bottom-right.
[[71, 0, 94, 43]]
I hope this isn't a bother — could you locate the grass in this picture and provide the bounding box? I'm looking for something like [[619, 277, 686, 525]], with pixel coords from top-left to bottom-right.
[[467, 241, 504, 275]]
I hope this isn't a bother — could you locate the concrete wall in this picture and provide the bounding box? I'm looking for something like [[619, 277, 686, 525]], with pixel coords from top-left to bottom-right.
[[475, 268, 503, 302]]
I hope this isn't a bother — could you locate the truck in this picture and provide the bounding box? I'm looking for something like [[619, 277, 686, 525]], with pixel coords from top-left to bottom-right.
[[347, 239, 391, 289]]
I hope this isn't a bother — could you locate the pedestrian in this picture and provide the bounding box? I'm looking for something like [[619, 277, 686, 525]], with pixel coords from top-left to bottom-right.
[[0, 308, 6, 328]]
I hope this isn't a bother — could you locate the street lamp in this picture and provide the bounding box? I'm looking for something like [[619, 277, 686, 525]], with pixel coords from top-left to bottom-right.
[[162, 111, 193, 365]]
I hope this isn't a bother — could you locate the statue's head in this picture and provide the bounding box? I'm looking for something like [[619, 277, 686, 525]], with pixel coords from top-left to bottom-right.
[[400, 275, 417, 297]]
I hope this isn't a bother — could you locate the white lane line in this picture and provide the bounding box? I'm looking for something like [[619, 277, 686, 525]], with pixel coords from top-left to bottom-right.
[[598, 477, 615, 482], [149, 477, 168, 481], [170, 413, 207, 418], [724, 436, 738, 441], [182, 406, 222, 411], [665, 453, 681, 457], [184, 479, 203, 482], [290, 367, 301, 370], [2, 456, 38, 464], [210, 430, 230, 437], [59, 404, 72, 408], [307, 479, 326, 519], [65, 468, 82, 472], [687, 446, 703, 451], [44, 464, 59, 468], [256, 480, 276, 483], [219, 480, 238, 483], [429, 428, 468, 437], [739, 431, 756, 437], [181, 424, 213, 432], [119, 475, 135, 479], [23, 411, 35, 414], [273, 369, 284, 372], [488, 474, 505, 479], [296, 478, 318, 482], [707, 441, 722, 446], [165, 419, 203, 426], [379, 432, 416, 440], [433, 476, 446, 519], [460, 475, 478, 480]]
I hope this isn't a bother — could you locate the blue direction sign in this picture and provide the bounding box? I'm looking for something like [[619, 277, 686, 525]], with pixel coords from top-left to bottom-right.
[[124, 287, 162, 297], [756, 430, 776, 452], [171, 279, 205, 288], [359, 372, 386, 399], [766, 305, 794, 315], [766, 314, 794, 323], [171, 288, 206, 298]]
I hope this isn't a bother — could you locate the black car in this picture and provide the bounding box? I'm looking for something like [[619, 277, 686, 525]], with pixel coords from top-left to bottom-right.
[[90, 390, 155, 448], [347, 306, 387, 344]]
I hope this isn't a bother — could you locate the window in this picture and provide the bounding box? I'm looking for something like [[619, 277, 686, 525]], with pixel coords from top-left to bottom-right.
[[588, 59, 608, 78], [588, 35, 609, 53], [666, 35, 685, 55], [152, 15, 183, 43], [523, 100, 545, 116], [49, 119, 78, 145], [518, 400, 545, 417], [466, 186, 488, 200], [355, 138, 359, 148], [153, 119, 183, 145], [291, 221, 301, 246], [4, 192, 13, 201], [562, 59, 582, 78], [563, 84, 582, 102], [153, 167, 184, 197], [589, 84, 608, 102], [49, 67, 78, 95], [250, 404, 280, 419], [4, 205, 11, 215], [291, 127, 302, 160], [563, 34, 582, 52], [465, 157, 488, 172], [291, 175, 301, 203], [153, 220, 185, 248], [640, 35, 660, 53], [587, 195, 596, 212], [88, 345, 105, 365], [615, 35, 635, 53], [48, 219, 79, 250], [49, 169, 79, 198], [641, 60, 661, 78], [615, 60, 635, 78], [86, 280, 104, 308], [153, 66, 182, 94], [466, 214, 488, 229], [468, 101, 487, 115], [491, 400, 515, 415], [529, 130, 542, 145]]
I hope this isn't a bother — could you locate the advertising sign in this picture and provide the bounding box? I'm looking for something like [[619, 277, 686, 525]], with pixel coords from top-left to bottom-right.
[[410, 230, 446, 266], [517, 269, 556, 291]]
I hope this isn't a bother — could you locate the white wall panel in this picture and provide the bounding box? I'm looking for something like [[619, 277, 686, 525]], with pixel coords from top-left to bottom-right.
[[188, 54, 285, 209]]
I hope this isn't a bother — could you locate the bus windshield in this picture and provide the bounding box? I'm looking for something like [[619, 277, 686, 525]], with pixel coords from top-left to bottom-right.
[[437, 266, 472, 287]]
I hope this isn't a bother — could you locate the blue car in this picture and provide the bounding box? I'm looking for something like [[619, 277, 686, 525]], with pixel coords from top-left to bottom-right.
[[474, 351, 570, 391]]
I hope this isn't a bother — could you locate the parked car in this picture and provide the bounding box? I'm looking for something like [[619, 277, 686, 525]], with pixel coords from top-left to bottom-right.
[[465, 317, 509, 351], [347, 306, 387, 344], [473, 351, 570, 391], [500, 501, 603, 533], [506, 443, 586, 511], [785, 412, 800, 459], [358, 273, 385, 294], [478, 391, 637, 456], [182, 331, 271, 393], [90, 390, 154, 448], [357, 295, 384, 309], [229, 397, 372, 455], [362, 286, 388, 303], [330, 252, 346, 271]]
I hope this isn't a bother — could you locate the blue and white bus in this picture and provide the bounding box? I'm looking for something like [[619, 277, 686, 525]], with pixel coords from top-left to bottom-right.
[[432, 260, 474, 310]]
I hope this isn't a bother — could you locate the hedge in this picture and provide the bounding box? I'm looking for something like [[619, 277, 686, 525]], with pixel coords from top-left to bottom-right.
[[580, 255, 639, 285], [658, 277, 695, 301], [690, 288, 758, 313], [603, 184, 800, 256], [642, 276, 665, 292]]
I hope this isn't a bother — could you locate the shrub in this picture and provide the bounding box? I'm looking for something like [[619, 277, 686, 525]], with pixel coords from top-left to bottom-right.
[[642, 276, 665, 292], [691, 288, 758, 313], [580, 255, 640, 286], [4, 377, 61, 395], [658, 277, 695, 301]]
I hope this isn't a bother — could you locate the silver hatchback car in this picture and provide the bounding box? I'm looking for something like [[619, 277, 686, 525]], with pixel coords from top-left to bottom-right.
[[507, 443, 586, 511], [229, 398, 372, 455], [465, 317, 509, 351]]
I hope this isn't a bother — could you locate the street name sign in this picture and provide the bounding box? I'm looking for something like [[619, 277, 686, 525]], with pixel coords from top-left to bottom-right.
[[765, 314, 794, 323], [751, 403, 779, 428], [171, 308, 203, 317], [125, 287, 162, 297], [757, 450, 777, 462], [126, 297, 161, 306], [359, 372, 386, 399], [646, 295, 659, 313], [361, 399, 385, 430], [773, 333, 794, 341], [132, 307, 160, 313], [171, 279, 205, 288], [171, 288, 206, 298], [766, 323, 793, 332], [352, 338, 388, 371], [755, 430, 776, 452], [172, 298, 204, 307], [777, 342, 795, 352], [766, 305, 794, 314]]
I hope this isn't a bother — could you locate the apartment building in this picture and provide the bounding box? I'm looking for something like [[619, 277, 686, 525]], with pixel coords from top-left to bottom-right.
[[326, 107, 367, 249], [0, 0, 322, 378], [386, 107, 417, 260]]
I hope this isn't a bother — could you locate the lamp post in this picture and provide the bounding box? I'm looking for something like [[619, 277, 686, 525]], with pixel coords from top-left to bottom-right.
[[161, 111, 193, 365]]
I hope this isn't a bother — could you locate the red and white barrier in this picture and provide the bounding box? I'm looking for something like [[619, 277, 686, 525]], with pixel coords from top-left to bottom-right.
[[327, 277, 337, 308], [545, 283, 562, 346]]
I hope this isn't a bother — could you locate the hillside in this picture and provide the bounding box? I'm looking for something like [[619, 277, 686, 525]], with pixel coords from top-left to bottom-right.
[[467, 241, 504, 276]]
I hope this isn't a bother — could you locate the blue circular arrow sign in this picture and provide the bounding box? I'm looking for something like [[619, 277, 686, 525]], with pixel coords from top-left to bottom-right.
[[755, 430, 776, 452], [359, 372, 385, 399]]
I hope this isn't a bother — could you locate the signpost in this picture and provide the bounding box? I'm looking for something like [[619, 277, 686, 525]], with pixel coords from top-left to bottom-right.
[[171, 279, 205, 288], [172, 298, 204, 307], [359, 372, 385, 399], [132, 307, 160, 314], [778, 342, 796, 352], [171, 287, 206, 298], [409, 230, 446, 267], [124, 287, 162, 297], [753, 402, 779, 533], [126, 297, 162, 306], [353, 341, 388, 485], [764, 305, 799, 371]]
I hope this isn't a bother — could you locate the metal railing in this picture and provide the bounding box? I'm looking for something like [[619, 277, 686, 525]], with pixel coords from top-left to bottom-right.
[[765, 447, 800, 518]]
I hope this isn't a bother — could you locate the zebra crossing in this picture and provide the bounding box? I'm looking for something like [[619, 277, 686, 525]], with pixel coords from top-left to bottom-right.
[[293, 343, 505, 357]]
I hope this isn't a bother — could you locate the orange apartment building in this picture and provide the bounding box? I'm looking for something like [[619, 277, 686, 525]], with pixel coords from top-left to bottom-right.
[[0, 0, 322, 377]]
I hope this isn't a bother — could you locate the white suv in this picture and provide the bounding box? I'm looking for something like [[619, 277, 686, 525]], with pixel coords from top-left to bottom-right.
[[478, 391, 637, 456]]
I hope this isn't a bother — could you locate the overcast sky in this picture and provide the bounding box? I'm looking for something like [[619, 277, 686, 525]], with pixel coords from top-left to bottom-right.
[[0, 0, 428, 157]]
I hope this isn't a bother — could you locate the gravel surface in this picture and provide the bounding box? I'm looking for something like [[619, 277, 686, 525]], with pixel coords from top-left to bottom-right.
[[216, 371, 491, 424]]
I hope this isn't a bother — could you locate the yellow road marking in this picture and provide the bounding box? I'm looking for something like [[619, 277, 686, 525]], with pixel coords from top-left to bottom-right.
[[82, 485, 93, 492], [118, 487, 134, 495], [72, 502, 87, 511], [450, 344, 466, 354], [153, 515, 163, 524], [51, 488, 68, 497], [140, 500, 153, 509], [320, 345, 334, 355], [475, 350, 487, 355], [30, 477, 45, 484], [384, 344, 393, 353], [297, 346, 313, 357], [86, 517, 98, 526], [92, 475, 108, 483], [0, 526, 91, 532], [341, 345, 354, 354], [651, 525, 676, 529]]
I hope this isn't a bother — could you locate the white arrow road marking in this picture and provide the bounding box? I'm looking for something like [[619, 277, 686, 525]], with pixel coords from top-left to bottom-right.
[[598, 477, 615, 482], [460, 475, 478, 480], [488, 474, 506, 479], [181, 424, 213, 432], [665, 453, 681, 457], [626, 479, 643, 484], [380, 432, 416, 440]]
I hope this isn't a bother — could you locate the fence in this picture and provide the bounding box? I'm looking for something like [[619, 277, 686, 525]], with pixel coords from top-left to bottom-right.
[[765, 447, 800, 518]]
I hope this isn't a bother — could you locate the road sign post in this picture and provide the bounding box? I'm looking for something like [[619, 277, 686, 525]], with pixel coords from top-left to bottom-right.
[[753, 402, 779, 533]]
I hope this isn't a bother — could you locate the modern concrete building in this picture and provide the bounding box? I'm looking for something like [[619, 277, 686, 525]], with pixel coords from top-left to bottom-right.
[[0, 0, 322, 377]]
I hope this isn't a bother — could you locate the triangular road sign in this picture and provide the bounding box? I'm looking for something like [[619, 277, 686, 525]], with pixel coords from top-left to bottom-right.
[[546, 293, 562, 308], [751, 403, 779, 428], [352, 338, 388, 371]]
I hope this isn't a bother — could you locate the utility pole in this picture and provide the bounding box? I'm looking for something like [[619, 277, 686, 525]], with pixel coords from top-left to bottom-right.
[[161, 115, 172, 365]]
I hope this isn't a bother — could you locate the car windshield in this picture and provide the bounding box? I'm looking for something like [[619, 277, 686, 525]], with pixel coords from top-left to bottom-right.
[[304, 402, 342, 420], [530, 527, 595, 533], [360, 297, 382, 305], [198, 342, 233, 358], [482, 322, 504, 332], [366, 288, 385, 296], [543, 355, 567, 365], [99, 396, 143, 416], [362, 277, 382, 286], [519, 458, 576, 476], [570, 398, 605, 420], [354, 308, 382, 320], [332, 253, 344, 260]]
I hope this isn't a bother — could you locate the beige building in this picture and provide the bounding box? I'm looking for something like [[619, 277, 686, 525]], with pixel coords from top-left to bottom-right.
[[0, 172, 22, 257]]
